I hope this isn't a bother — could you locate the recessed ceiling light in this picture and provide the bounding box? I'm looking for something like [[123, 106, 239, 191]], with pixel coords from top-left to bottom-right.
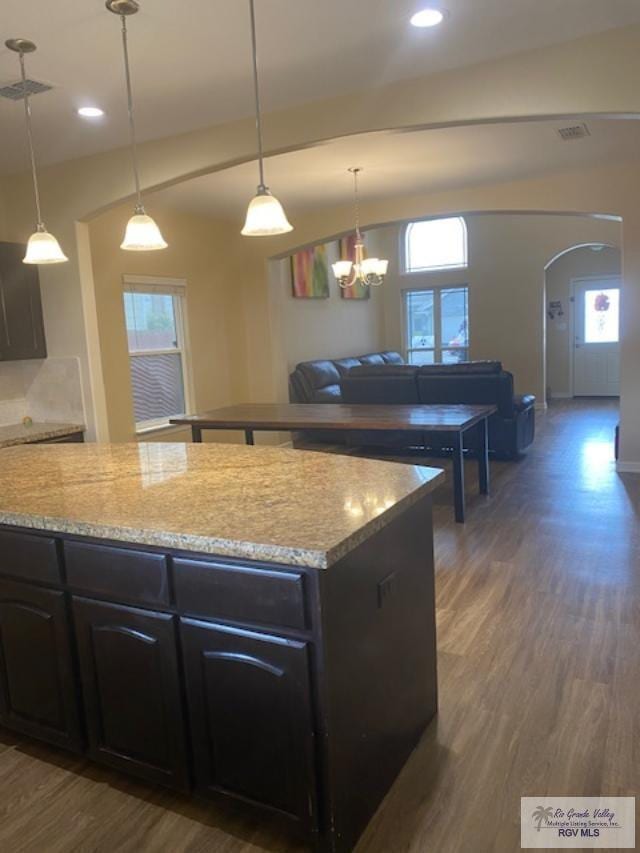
[[77, 106, 105, 118], [410, 8, 446, 28]]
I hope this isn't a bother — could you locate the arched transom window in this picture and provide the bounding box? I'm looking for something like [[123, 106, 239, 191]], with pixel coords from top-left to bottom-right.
[[404, 217, 468, 273]]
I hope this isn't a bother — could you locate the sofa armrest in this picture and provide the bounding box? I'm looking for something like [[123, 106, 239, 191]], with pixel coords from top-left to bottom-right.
[[514, 394, 536, 413]]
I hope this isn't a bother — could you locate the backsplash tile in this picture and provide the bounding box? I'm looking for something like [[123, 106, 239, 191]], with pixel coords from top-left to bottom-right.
[[0, 358, 85, 427]]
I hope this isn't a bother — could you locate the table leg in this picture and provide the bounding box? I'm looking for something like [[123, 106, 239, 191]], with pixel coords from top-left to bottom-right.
[[192, 426, 203, 443], [244, 429, 255, 446], [478, 418, 490, 496], [452, 432, 465, 523]]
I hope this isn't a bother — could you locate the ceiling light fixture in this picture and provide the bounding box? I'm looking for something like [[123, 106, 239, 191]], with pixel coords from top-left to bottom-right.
[[410, 8, 446, 28], [241, 0, 293, 237], [332, 168, 388, 289], [77, 106, 105, 118], [5, 38, 68, 265], [107, 0, 167, 251]]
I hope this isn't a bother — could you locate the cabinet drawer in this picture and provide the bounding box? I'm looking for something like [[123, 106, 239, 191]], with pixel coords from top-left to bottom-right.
[[64, 541, 169, 608], [0, 528, 60, 584], [174, 559, 307, 631]]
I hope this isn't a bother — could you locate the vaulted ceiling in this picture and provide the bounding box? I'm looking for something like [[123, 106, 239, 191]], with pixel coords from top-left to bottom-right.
[[152, 118, 640, 218], [2, 0, 640, 175]]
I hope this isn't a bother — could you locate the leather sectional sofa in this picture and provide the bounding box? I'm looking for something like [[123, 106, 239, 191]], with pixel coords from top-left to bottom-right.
[[289, 351, 535, 458]]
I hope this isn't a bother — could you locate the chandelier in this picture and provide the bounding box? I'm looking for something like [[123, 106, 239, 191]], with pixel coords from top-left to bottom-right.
[[332, 168, 388, 288]]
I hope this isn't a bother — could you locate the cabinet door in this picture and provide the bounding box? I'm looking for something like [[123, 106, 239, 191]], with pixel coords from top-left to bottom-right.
[[0, 579, 82, 751], [0, 242, 46, 361], [72, 597, 189, 790], [181, 618, 317, 829]]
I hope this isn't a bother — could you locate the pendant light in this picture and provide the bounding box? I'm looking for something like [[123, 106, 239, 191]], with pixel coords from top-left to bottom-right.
[[5, 39, 68, 265], [241, 0, 293, 236], [107, 0, 167, 251], [332, 168, 388, 288]]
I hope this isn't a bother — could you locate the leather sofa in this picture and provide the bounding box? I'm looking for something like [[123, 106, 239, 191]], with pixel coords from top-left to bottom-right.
[[289, 353, 535, 458]]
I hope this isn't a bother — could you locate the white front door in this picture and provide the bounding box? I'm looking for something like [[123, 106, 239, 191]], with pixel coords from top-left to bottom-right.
[[572, 277, 620, 397]]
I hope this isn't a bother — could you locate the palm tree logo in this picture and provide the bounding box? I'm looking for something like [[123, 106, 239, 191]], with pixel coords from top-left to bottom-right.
[[532, 806, 554, 832]]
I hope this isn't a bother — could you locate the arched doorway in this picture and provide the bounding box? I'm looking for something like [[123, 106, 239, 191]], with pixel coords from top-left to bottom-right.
[[545, 243, 621, 400]]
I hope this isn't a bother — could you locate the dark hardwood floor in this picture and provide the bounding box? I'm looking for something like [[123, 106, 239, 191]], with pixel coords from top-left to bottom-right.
[[0, 399, 637, 852]]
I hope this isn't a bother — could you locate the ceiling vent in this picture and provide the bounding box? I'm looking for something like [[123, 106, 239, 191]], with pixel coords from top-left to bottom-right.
[[556, 123, 591, 141], [0, 79, 52, 101]]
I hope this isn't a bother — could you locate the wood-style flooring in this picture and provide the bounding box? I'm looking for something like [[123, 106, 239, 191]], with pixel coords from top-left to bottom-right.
[[0, 399, 638, 852]]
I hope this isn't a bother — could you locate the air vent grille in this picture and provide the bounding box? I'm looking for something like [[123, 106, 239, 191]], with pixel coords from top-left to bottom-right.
[[0, 79, 52, 101], [557, 123, 590, 141]]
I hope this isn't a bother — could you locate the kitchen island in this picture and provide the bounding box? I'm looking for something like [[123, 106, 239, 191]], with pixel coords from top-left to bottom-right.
[[0, 442, 443, 852]]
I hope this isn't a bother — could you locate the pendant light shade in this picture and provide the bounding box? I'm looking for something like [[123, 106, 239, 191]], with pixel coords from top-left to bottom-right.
[[121, 211, 168, 251], [5, 38, 68, 266], [241, 188, 293, 237], [24, 229, 69, 265], [243, 0, 292, 237], [107, 0, 167, 252]]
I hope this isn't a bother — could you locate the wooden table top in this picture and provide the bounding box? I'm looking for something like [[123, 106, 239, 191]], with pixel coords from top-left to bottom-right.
[[171, 403, 497, 432]]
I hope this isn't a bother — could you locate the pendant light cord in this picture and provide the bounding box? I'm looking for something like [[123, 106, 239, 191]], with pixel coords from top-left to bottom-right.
[[120, 13, 144, 212], [18, 50, 43, 229], [351, 167, 362, 239], [248, 0, 266, 190]]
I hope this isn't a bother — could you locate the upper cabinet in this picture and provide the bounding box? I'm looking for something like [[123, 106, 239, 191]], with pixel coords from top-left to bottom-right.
[[0, 242, 47, 362]]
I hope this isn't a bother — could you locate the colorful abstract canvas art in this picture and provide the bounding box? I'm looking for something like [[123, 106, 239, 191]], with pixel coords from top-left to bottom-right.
[[338, 234, 370, 300], [290, 244, 330, 298]]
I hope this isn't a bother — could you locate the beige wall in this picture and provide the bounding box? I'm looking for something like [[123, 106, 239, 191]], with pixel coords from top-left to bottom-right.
[[270, 246, 384, 379], [88, 204, 248, 443], [371, 215, 621, 403], [546, 246, 621, 397]]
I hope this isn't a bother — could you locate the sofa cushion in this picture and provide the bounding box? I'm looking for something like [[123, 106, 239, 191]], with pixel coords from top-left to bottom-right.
[[334, 357, 363, 376], [342, 365, 420, 404], [313, 384, 342, 402], [346, 365, 418, 378], [380, 351, 404, 364], [417, 371, 515, 419], [358, 353, 385, 365], [296, 359, 341, 392], [417, 360, 502, 375]]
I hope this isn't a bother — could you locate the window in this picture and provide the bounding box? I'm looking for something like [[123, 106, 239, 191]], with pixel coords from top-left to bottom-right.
[[404, 286, 469, 364], [404, 217, 468, 273], [123, 279, 192, 431]]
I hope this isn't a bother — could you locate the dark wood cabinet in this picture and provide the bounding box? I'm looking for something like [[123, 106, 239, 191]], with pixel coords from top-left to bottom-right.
[[0, 242, 47, 362], [181, 617, 317, 829], [0, 505, 438, 853], [72, 597, 189, 790], [0, 579, 82, 751]]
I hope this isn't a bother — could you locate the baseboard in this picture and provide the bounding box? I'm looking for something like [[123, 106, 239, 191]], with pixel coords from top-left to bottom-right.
[[549, 392, 572, 399], [616, 460, 640, 474], [535, 402, 548, 411]]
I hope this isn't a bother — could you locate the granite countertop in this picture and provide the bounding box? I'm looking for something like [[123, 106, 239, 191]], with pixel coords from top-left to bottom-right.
[[0, 422, 85, 449], [0, 443, 444, 570]]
